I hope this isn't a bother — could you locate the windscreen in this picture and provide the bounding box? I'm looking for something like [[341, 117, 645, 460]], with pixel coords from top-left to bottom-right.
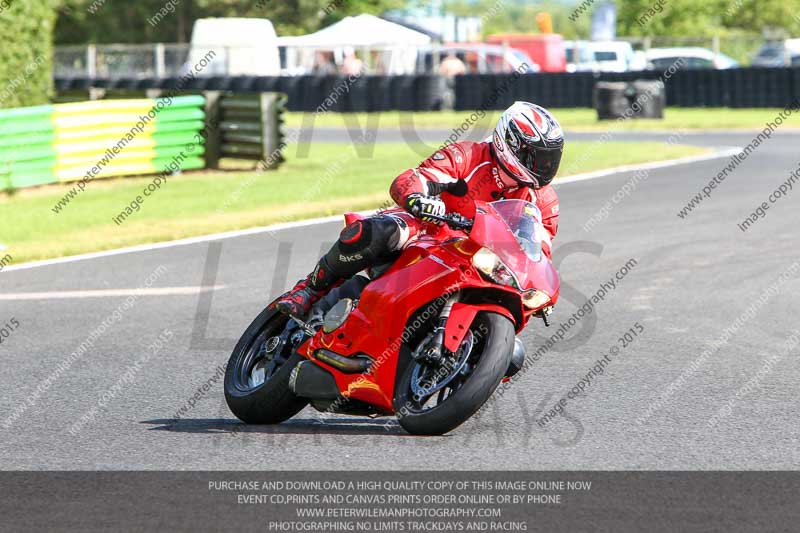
[[757, 44, 783, 59], [488, 200, 549, 263], [595, 51, 618, 62]]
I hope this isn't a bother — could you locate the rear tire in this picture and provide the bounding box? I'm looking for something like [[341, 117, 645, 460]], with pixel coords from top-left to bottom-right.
[[393, 312, 514, 435], [224, 307, 308, 424]]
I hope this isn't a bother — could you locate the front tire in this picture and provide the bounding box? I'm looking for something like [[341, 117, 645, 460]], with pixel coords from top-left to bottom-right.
[[224, 307, 308, 424], [393, 312, 515, 435]]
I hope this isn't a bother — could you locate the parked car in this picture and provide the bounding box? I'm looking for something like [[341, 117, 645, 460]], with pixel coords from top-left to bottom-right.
[[752, 39, 800, 67], [646, 47, 739, 70], [415, 44, 540, 75]]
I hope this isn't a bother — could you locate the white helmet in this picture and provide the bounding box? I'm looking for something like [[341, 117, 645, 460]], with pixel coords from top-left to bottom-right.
[[492, 101, 564, 187]]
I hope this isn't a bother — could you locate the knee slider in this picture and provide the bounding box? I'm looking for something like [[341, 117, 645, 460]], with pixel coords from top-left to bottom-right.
[[338, 220, 372, 253], [329, 216, 400, 273], [326, 220, 375, 273], [338, 217, 397, 260]]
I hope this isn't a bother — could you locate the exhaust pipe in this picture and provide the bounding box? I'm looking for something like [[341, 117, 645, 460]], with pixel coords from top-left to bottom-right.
[[314, 349, 372, 374], [289, 361, 341, 400]]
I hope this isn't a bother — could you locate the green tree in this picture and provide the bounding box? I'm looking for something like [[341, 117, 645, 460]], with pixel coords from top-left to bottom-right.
[[446, 0, 591, 39], [616, 0, 800, 37], [718, 0, 800, 37], [0, 1, 58, 108], [55, 0, 404, 44]]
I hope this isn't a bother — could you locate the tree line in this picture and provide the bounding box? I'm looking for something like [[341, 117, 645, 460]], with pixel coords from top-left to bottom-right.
[[2, 0, 800, 108]]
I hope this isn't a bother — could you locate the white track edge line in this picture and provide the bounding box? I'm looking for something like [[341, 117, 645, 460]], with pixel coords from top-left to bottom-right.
[[3, 147, 741, 273], [555, 146, 741, 186]]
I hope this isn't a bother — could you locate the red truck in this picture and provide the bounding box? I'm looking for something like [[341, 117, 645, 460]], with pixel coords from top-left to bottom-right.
[[487, 34, 567, 73]]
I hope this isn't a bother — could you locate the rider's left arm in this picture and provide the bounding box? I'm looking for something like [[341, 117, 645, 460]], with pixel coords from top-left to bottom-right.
[[534, 185, 560, 242]]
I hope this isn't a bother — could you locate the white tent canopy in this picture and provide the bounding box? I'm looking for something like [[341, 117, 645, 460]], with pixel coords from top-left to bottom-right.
[[279, 14, 431, 48], [278, 14, 430, 74]]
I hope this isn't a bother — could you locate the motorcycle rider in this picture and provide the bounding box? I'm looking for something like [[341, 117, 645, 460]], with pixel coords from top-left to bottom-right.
[[276, 101, 564, 318]]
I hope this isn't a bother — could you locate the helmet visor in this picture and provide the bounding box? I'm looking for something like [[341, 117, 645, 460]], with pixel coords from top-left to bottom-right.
[[515, 142, 562, 186], [530, 146, 562, 185]]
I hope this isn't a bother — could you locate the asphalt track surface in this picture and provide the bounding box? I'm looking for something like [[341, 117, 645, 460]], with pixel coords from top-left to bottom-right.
[[2, 128, 799, 471]]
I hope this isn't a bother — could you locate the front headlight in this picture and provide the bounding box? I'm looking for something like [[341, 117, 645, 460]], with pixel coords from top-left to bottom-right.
[[471, 247, 520, 288], [522, 289, 551, 310]]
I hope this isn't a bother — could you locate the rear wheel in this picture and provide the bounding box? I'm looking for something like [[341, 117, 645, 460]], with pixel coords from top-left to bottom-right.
[[224, 307, 308, 424], [393, 312, 514, 435]]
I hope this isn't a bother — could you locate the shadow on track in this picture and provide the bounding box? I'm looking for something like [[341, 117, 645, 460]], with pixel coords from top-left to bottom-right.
[[141, 417, 431, 437]]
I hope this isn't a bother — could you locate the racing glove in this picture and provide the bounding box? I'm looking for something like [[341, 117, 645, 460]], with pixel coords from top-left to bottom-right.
[[405, 193, 446, 224]]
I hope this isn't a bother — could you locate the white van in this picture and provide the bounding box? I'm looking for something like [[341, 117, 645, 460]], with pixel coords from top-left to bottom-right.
[[188, 18, 281, 76], [586, 41, 637, 72], [563, 40, 598, 72]]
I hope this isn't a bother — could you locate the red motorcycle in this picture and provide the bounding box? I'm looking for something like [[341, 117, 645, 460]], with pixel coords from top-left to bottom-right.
[[225, 185, 560, 435]]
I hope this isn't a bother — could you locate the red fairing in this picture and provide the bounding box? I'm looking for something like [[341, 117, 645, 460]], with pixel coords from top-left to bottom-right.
[[298, 246, 470, 412], [443, 302, 515, 353], [297, 199, 560, 414], [389, 141, 560, 248]]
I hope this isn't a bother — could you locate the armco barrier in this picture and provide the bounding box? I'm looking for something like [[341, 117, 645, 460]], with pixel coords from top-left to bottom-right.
[[0, 96, 206, 190]]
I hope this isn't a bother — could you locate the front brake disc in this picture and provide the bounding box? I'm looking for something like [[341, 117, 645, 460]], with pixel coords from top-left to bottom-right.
[[410, 331, 474, 399]]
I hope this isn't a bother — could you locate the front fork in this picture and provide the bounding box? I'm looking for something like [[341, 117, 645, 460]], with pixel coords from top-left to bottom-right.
[[417, 292, 524, 372], [419, 293, 459, 363]]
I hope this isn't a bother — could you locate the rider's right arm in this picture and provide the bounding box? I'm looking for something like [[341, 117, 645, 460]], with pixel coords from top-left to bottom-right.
[[389, 145, 464, 209], [390, 168, 427, 207]]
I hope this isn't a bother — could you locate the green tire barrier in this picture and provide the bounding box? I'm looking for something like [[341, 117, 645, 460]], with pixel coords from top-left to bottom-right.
[[0, 95, 206, 190]]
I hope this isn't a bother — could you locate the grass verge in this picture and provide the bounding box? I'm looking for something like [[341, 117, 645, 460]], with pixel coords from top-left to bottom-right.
[[0, 141, 708, 264], [286, 108, 800, 132]]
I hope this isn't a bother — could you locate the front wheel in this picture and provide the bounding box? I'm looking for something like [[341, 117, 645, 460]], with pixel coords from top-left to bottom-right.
[[393, 312, 515, 435], [224, 307, 308, 424]]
